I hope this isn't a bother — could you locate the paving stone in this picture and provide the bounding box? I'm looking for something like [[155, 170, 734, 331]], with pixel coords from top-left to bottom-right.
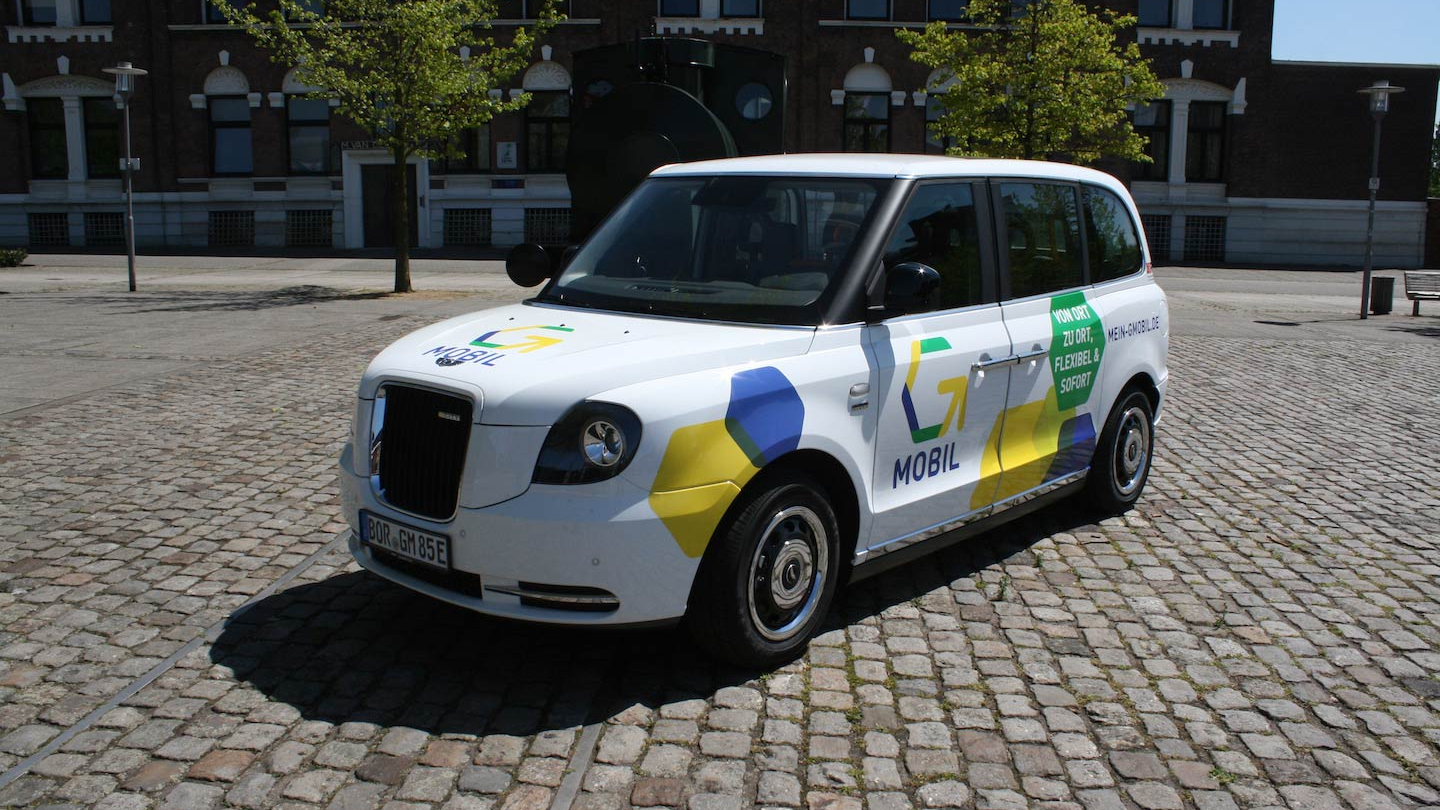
[[187, 749, 253, 782], [632, 776, 688, 807], [158, 781, 223, 810]]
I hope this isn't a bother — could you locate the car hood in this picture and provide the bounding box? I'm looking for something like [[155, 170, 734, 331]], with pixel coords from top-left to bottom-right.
[[359, 303, 816, 425]]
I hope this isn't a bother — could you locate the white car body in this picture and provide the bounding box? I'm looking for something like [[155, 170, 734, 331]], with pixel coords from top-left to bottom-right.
[[339, 154, 1169, 634]]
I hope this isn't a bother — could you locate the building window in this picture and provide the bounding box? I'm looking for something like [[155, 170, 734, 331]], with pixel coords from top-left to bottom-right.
[[1137, 0, 1170, 27], [205, 0, 237, 23], [287, 97, 331, 174], [445, 208, 493, 246], [1132, 100, 1169, 181], [843, 93, 890, 153], [209, 211, 256, 247], [84, 212, 125, 246], [1183, 215, 1225, 262], [924, 96, 953, 154], [285, 0, 321, 17], [21, 0, 57, 24], [28, 98, 67, 180], [846, 0, 888, 20], [28, 213, 69, 246], [659, 0, 698, 15], [1192, 0, 1228, 29], [520, 0, 568, 16], [1185, 101, 1225, 182], [928, 0, 967, 21], [79, 0, 110, 22], [1141, 214, 1171, 262], [443, 126, 491, 173], [286, 210, 332, 246], [722, 0, 759, 15], [210, 96, 253, 176], [84, 97, 121, 179], [525, 91, 570, 173], [525, 208, 571, 245]]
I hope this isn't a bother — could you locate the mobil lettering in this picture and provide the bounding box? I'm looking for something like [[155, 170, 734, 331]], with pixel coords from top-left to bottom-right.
[[423, 345, 504, 366], [892, 441, 962, 488]]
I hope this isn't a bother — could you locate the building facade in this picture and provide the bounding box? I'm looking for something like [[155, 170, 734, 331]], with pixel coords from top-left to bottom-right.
[[1, 0, 1436, 266]]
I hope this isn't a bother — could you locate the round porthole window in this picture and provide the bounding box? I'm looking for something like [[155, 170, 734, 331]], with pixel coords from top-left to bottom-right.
[[736, 82, 773, 120]]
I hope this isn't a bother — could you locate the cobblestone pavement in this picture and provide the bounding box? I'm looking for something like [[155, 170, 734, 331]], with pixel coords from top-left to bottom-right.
[[1, 277, 1438, 810]]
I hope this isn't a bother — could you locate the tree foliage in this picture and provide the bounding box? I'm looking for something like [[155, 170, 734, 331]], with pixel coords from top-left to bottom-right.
[[217, 0, 559, 292], [1430, 124, 1439, 198], [898, 0, 1164, 164]]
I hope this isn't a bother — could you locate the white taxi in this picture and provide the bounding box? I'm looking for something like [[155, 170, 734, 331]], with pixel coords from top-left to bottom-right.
[[339, 155, 1168, 666]]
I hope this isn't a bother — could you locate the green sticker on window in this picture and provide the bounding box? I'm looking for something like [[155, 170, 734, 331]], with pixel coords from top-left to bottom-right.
[[1049, 292, 1105, 411]]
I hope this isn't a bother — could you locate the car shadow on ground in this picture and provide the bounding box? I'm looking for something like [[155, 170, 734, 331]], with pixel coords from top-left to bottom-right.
[[28, 286, 391, 313], [208, 502, 1097, 737]]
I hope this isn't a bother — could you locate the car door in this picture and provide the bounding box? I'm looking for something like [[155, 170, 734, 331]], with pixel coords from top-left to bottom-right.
[[989, 180, 1108, 505], [864, 180, 1015, 549]]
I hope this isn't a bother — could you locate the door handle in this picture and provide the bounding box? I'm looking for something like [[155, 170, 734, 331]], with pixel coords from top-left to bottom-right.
[[972, 355, 1020, 371], [1015, 347, 1048, 364], [848, 383, 870, 413]]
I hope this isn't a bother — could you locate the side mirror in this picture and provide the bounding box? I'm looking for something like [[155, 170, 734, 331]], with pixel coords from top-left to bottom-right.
[[506, 243, 551, 288], [874, 262, 941, 317]]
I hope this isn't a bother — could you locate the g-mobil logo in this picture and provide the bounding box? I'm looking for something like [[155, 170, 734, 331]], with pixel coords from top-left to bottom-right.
[[893, 337, 972, 488], [425, 324, 574, 367]]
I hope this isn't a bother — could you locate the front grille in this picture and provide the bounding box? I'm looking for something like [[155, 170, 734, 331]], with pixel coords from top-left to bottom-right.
[[375, 385, 473, 520]]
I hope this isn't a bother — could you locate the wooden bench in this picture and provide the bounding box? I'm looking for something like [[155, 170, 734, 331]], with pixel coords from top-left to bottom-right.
[[1404, 271, 1440, 316]]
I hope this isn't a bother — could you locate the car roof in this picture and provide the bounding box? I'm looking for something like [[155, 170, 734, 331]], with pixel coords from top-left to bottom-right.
[[650, 153, 1122, 186]]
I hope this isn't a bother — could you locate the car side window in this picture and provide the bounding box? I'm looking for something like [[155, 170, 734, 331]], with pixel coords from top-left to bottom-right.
[[998, 182, 1083, 299], [1082, 185, 1143, 282], [882, 182, 985, 312]]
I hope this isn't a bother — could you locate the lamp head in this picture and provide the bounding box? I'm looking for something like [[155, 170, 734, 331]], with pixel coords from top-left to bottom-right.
[[1358, 80, 1405, 114], [103, 61, 149, 97]]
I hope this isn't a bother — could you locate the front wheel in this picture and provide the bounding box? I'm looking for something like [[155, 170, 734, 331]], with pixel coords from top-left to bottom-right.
[[686, 473, 841, 668], [1085, 390, 1155, 514]]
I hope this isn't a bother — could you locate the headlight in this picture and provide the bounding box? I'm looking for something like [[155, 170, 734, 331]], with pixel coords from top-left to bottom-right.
[[533, 402, 642, 485]]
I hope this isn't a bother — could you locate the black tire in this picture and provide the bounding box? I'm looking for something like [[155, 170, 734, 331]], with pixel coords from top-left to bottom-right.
[[686, 471, 841, 668], [1084, 389, 1155, 515]]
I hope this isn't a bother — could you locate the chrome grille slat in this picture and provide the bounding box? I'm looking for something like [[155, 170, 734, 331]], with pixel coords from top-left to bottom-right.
[[375, 385, 472, 520]]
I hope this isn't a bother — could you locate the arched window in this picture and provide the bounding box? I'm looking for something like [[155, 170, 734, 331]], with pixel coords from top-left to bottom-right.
[[841, 60, 892, 153], [522, 54, 571, 173], [282, 68, 332, 175], [203, 66, 252, 175]]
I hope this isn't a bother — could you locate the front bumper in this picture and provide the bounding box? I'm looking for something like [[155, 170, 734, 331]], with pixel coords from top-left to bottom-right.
[[339, 443, 702, 626]]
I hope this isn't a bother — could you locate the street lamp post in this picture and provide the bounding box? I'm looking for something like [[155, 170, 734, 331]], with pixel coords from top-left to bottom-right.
[[1357, 79, 1404, 320], [103, 62, 148, 293]]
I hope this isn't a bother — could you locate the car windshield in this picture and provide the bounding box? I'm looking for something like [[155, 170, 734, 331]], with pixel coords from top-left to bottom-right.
[[535, 175, 892, 325]]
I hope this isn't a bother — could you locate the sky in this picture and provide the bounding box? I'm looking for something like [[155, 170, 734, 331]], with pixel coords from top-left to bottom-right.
[[1272, 0, 1440, 123]]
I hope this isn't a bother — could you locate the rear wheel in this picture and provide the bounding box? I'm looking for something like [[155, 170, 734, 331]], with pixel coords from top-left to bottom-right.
[[1085, 390, 1155, 514], [687, 472, 840, 667]]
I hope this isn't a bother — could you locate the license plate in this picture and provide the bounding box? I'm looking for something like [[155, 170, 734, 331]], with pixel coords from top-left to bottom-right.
[[362, 511, 451, 570]]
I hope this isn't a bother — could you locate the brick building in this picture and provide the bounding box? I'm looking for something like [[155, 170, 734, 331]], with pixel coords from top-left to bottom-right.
[[1, 0, 1436, 266]]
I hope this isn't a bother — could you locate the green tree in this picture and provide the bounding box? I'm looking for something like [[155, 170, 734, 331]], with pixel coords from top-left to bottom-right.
[[218, 0, 560, 292], [898, 0, 1164, 164]]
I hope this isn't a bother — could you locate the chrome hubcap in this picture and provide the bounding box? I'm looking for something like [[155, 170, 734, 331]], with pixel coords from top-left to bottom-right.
[[1114, 406, 1151, 496], [748, 506, 828, 642]]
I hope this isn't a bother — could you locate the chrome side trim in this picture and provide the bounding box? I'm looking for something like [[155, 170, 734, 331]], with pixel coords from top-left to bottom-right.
[[853, 468, 1089, 565], [855, 505, 994, 564], [483, 584, 621, 607], [988, 468, 1088, 515]]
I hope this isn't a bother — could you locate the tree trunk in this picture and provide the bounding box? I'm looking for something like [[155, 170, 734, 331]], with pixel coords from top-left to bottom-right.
[[392, 147, 413, 293]]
